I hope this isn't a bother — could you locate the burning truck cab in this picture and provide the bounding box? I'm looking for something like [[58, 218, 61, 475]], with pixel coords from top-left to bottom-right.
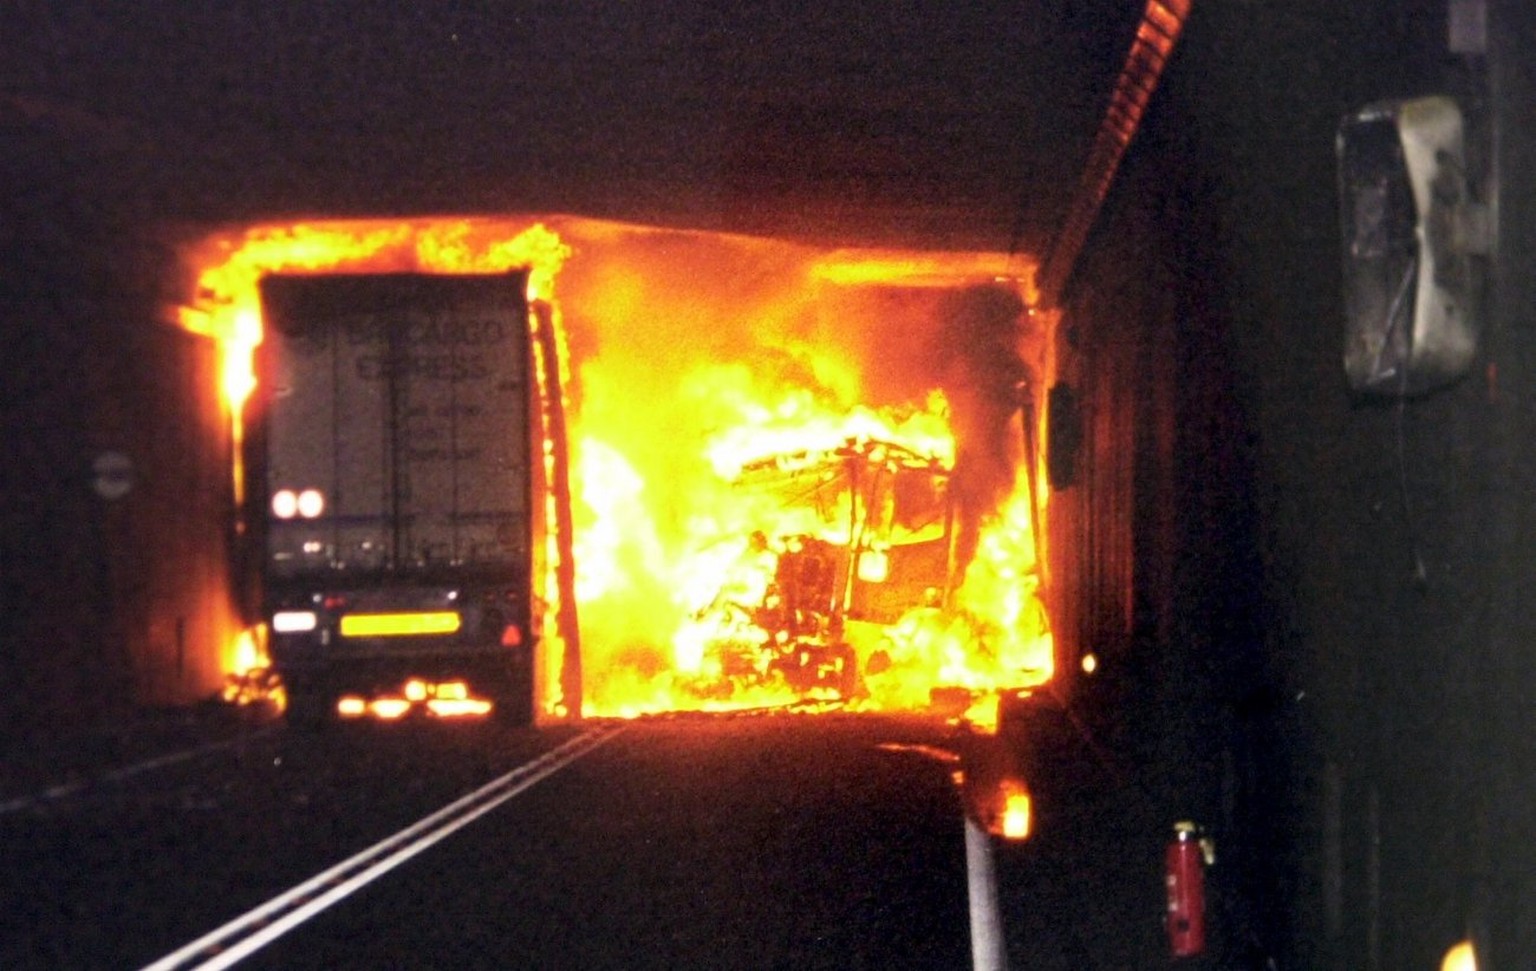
[[678, 437, 957, 703]]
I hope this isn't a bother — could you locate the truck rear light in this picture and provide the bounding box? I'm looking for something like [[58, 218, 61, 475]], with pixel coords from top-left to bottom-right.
[[501, 624, 523, 647], [296, 488, 325, 518], [339, 611, 461, 637], [270, 488, 324, 518], [271, 489, 299, 519], [272, 610, 318, 633]]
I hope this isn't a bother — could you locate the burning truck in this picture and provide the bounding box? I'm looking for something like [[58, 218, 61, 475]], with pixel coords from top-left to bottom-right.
[[675, 436, 957, 703], [665, 393, 1054, 716]]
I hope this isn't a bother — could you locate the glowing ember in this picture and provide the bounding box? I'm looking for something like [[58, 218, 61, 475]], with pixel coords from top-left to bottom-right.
[[182, 216, 1054, 720]]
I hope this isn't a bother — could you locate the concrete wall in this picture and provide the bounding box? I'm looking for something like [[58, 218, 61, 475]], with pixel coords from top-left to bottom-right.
[[1048, 50, 1282, 961], [90, 314, 240, 707], [0, 110, 239, 733]]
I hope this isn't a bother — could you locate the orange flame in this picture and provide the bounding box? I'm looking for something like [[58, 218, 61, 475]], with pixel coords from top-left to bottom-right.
[[181, 215, 1053, 719]]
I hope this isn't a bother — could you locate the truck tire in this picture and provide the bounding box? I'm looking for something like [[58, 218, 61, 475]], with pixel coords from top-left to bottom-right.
[[486, 655, 534, 726], [490, 676, 534, 726], [285, 684, 334, 731]]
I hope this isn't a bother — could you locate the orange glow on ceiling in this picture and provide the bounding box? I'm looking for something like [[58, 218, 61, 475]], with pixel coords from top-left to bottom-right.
[[183, 214, 1055, 719]]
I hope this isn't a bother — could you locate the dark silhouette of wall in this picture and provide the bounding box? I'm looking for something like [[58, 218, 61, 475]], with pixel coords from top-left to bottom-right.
[[1053, 1, 1536, 967], [0, 114, 237, 736]]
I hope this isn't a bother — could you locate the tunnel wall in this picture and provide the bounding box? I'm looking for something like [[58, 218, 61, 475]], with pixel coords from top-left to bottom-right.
[[1052, 1, 1534, 967], [0, 115, 238, 734], [1046, 43, 1278, 956], [89, 310, 239, 707]]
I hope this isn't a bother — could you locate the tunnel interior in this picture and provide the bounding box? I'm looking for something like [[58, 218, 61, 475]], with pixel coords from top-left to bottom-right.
[[7, 1, 1536, 967]]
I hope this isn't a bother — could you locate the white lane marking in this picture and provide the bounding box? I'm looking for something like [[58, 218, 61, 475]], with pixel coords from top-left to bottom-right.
[[878, 739, 1008, 969], [137, 724, 625, 971], [0, 727, 281, 815], [965, 814, 1008, 971]]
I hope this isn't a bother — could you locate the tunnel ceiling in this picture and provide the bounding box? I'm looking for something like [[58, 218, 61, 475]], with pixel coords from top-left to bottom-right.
[[3, 1, 1143, 254]]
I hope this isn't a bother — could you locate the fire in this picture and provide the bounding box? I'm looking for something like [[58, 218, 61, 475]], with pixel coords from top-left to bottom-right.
[[219, 624, 282, 707], [182, 215, 1054, 720], [178, 219, 570, 412]]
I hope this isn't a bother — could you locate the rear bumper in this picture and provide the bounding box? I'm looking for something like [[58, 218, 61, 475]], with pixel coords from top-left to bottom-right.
[[272, 637, 533, 698]]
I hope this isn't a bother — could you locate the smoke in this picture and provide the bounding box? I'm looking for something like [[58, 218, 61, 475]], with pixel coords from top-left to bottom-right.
[[929, 283, 1031, 573], [817, 278, 1033, 574]]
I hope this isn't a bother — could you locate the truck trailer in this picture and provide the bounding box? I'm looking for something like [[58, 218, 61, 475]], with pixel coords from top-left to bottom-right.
[[248, 272, 538, 726]]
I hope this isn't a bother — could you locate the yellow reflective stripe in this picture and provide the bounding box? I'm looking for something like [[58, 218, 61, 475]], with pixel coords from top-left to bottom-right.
[[339, 612, 462, 637]]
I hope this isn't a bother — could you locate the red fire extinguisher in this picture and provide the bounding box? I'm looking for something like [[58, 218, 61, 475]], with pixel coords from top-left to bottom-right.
[[1165, 820, 1209, 957]]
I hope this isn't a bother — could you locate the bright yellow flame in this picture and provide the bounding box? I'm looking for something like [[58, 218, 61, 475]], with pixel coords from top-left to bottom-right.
[[339, 612, 462, 638], [1441, 941, 1477, 971], [335, 682, 488, 719], [961, 692, 1002, 735], [856, 549, 890, 584], [226, 626, 263, 676], [809, 251, 1026, 291], [221, 624, 282, 707]]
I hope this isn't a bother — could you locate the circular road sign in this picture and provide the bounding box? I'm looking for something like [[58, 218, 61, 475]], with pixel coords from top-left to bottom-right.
[[92, 451, 134, 500]]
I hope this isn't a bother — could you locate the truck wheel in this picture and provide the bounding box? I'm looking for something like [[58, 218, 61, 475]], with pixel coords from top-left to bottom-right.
[[285, 686, 334, 731], [486, 655, 534, 726], [491, 679, 534, 726]]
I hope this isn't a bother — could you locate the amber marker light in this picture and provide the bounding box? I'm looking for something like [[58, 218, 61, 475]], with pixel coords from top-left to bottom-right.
[[1000, 782, 1033, 841], [339, 612, 462, 638]]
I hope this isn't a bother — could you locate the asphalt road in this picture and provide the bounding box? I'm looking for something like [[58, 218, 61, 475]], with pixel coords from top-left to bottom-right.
[[0, 707, 1179, 970]]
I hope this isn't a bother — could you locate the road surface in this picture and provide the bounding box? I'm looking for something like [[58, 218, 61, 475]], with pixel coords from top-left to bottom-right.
[[0, 707, 1177, 970]]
